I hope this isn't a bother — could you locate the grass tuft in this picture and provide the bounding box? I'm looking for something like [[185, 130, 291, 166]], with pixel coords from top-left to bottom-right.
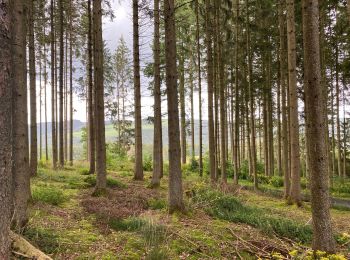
[[84, 175, 127, 189], [32, 186, 68, 206]]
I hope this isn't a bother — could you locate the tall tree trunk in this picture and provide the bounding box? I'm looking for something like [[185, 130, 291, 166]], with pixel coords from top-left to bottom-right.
[[51, 0, 57, 169], [58, 0, 64, 167], [286, 0, 301, 205], [233, 0, 240, 185], [12, 0, 30, 229], [133, 0, 143, 180], [279, 0, 290, 198], [347, 0, 350, 24], [302, 0, 335, 252], [69, 2, 73, 165], [39, 50, 42, 161], [87, 0, 95, 174], [335, 39, 342, 178], [93, 0, 107, 193], [44, 29, 48, 161], [164, 0, 184, 212], [29, 0, 37, 176], [190, 55, 195, 160], [267, 55, 274, 177], [246, 0, 257, 188], [0, 3, 12, 256], [179, 52, 187, 164], [151, 0, 163, 187], [206, 0, 216, 183], [195, 0, 203, 176]]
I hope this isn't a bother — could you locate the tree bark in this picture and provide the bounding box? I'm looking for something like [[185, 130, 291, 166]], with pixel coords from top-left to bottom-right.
[[233, 0, 240, 185], [93, 0, 107, 193], [29, 0, 37, 176], [51, 0, 57, 169], [196, 0, 203, 176], [133, 0, 143, 180], [0, 2, 13, 257], [286, 0, 301, 205], [151, 0, 163, 187], [69, 0, 73, 165], [87, 0, 95, 174], [206, 0, 216, 183], [279, 0, 290, 198], [12, 0, 30, 228], [164, 0, 184, 212], [58, 0, 64, 167], [302, 0, 335, 252], [179, 51, 186, 165]]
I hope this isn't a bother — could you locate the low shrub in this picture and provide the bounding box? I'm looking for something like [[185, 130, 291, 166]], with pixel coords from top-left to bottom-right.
[[270, 176, 284, 188], [79, 168, 91, 175], [84, 176, 126, 189], [143, 154, 153, 172], [148, 198, 167, 210], [109, 217, 145, 232], [23, 227, 60, 254], [32, 186, 68, 206], [193, 188, 313, 243]]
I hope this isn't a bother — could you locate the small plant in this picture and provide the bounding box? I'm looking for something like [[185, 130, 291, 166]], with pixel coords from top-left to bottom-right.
[[145, 247, 168, 260], [84, 176, 126, 188], [79, 168, 91, 175], [270, 176, 284, 188], [143, 154, 153, 172], [148, 198, 167, 210], [109, 217, 145, 232], [23, 227, 60, 254], [141, 219, 167, 247], [32, 186, 68, 206]]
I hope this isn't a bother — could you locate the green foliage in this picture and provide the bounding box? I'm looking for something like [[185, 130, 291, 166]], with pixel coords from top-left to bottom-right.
[[270, 176, 284, 188], [301, 177, 308, 189], [190, 158, 199, 172], [109, 217, 145, 232], [141, 220, 167, 247], [79, 168, 91, 175], [23, 227, 60, 254], [32, 186, 68, 206], [145, 247, 168, 260], [332, 182, 350, 194], [148, 198, 167, 210], [143, 154, 153, 171], [193, 188, 313, 243], [84, 175, 127, 189]]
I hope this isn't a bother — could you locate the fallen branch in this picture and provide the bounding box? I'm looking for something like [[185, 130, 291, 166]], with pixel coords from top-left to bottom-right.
[[10, 231, 53, 260]]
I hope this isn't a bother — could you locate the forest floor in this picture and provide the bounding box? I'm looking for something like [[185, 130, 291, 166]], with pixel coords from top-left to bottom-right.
[[19, 161, 350, 260]]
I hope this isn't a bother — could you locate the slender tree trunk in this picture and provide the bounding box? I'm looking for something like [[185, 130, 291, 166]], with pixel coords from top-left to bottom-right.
[[58, 0, 64, 167], [342, 88, 346, 179], [302, 0, 335, 252], [0, 3, 13, 256], [277, 54, 282, 177], [335, 40, 342, 178], [347, 0, 350, 24], [164, 0, 184, 212], [29, 0, 37, 176], [190, 55, 195, 160], [51, 0, 57, 169], [196, 0, 203, 176], [64, 31, 68, 162], [279, 0, 290, 198], [93, 0, 107, 193], [151, 0, 163, 187], [267, 55, 274, 177], [12, 0, 30, 229], [286, 0, 301, 205], [39, 50, 42, 161], [246, 0, 257, 188], [179, 52, 187, 164], [133, 0, 143, 180], [206, 0, 216, 183], [69, 3, 73, 165], [87, 0, 95, 174], [233, 0, 240, 185], [44, 29, 48, 161]]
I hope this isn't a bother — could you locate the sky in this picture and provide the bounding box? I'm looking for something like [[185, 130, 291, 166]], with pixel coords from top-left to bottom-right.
[[36, 0, 206, 124]]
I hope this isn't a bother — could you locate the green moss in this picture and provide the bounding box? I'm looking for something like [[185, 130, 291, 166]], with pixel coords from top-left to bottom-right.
[[84, 175, 127, 189], [109, 217, 145, 232], [23, 227, 60, 254]]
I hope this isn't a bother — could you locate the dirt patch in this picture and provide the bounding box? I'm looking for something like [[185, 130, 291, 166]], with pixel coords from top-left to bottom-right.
[[81, 181, 161, 221]]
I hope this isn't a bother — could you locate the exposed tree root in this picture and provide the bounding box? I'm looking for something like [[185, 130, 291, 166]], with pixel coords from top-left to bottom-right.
[[10, 231, 52, 260]]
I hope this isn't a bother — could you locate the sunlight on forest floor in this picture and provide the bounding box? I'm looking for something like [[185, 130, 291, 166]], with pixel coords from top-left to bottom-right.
[[23, 161, 350, 259]]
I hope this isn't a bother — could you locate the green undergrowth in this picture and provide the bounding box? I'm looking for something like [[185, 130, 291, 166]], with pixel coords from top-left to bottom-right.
[[193, 188, 313, 243], [32, 186, 68, 206], [83, 175, 127, 188]]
